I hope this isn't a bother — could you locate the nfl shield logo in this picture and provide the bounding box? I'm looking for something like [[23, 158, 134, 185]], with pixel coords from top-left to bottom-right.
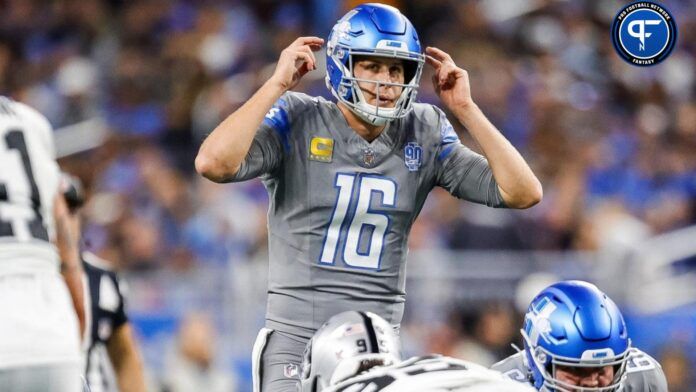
[[404, 142, 422, 172], [363, 147, 375, 166], [284, 363, 299, 378]]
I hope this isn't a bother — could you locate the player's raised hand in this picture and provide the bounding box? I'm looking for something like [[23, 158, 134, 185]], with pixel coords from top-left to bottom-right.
[[425, 47, 473, 111], [270, 36, 324, 92]]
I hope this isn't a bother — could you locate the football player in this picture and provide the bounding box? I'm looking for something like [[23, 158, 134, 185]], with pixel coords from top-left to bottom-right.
[[195, 3, 542, 391], [323, 355, 537, 392], [491, 280, 668, 391], [62, 174, 147, 392], [300, 311, 534, 392], [0, 96, 84, 390]]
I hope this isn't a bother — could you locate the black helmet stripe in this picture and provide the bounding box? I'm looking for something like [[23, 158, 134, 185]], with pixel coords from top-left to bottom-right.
[[358, 311, 380, 354]]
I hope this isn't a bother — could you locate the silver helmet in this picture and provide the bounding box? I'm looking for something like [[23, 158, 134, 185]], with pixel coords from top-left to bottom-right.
[[300, 311, 401, 392]]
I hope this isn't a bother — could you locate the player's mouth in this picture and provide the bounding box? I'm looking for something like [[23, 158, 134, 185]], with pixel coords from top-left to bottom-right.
[[365, 91, 395, 107], [375, 95, 394, 106]]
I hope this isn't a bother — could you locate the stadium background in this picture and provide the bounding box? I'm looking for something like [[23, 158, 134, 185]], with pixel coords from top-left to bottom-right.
[[2, 0, 695, 390]]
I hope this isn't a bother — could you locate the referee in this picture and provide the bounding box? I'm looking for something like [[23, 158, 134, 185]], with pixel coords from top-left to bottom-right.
[[63, 174, 147, 392]]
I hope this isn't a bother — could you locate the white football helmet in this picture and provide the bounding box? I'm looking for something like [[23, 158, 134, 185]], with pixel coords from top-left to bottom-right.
[[300, 311, 401, 392]]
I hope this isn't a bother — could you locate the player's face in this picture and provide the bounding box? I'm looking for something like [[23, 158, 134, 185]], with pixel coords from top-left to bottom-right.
[[353, 56, 405, 108], [555, 365, 614, 390]]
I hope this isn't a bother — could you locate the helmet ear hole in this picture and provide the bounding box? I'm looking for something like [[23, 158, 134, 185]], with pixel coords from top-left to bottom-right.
[[535, 349, 547, 365], [403, 60, 418, 83]]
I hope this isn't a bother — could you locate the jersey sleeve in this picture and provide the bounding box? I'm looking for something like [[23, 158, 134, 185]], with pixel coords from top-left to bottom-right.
[[227, 92, 296, 182], [490, 353, 530, 384], [433, 107, 507, 208], [625, 351, 669, 392], [644, 367, 669, 392], [36, 109, 56, 160]]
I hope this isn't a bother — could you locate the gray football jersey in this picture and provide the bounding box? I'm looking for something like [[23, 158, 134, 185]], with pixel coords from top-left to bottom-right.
[[491, 350, 668, 391], [230, 91, 505, 338]]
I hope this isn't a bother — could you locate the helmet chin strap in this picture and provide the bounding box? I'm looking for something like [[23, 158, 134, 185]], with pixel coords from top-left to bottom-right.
[[351, 85, 396, 126], [354, 108, 390, 126]]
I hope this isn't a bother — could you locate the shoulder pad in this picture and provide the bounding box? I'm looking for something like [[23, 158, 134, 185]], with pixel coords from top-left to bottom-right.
[[624, 349, 668, 391]]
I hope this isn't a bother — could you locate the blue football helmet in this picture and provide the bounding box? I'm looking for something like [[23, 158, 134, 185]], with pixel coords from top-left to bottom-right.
[[521, 281, 631, 392], [326, 3, 425, 126]]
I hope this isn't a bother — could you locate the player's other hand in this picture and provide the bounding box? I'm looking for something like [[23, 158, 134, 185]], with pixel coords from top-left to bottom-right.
[[425, 47, 474, 111], [270, 36, 324, 92]]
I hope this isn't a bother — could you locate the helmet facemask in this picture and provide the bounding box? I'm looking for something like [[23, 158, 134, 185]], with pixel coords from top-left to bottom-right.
[[522, 329, 631, 392]]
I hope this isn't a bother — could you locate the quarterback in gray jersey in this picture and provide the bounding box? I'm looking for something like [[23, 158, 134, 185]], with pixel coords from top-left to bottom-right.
[[196, 4, 541, 391], [491, 281, 668, 391]]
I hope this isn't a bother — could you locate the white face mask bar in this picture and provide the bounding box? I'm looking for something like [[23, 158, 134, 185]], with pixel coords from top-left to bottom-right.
[[542, 355, 630, 392], [521, 329, 631, 392]]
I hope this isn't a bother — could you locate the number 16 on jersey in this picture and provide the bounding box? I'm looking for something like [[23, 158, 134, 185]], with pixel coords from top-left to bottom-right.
[[320, 173, 397, 270]]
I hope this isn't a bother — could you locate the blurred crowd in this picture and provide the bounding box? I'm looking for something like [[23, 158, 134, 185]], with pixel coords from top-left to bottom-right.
[[1, 0, 695, 390], [2, 0, 694, 266]]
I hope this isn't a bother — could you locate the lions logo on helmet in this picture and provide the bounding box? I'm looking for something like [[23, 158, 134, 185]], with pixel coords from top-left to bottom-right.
[[325, 3, 425, 126], [521, 281, 631, 392], [300, 311, 401, 392]]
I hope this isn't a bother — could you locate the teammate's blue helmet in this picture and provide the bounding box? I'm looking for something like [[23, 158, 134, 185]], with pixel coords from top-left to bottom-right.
[[521, 281, 631, 392], [326, 3, 425, 126]]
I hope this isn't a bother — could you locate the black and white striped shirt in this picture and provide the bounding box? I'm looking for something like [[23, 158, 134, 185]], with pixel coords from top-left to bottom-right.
[[82, 252, 128, 392]]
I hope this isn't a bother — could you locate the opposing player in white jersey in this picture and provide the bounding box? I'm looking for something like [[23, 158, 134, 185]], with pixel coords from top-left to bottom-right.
[[491, 280, 668, 391], [324, 355, 537, 392], [0, 97, 85, 390], [196, 3, 542, 391], [299, 310, 534, 392]]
